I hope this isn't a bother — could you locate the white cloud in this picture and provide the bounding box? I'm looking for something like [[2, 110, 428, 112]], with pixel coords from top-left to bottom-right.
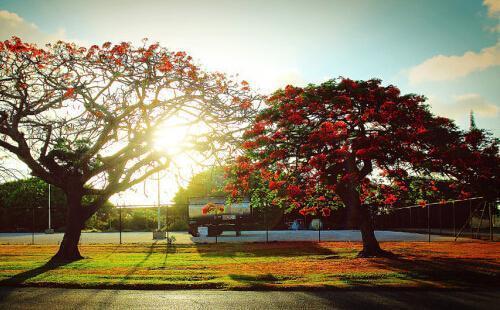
[[428, 93, 498, 120], [408, 41, 500, 84], [484, 0, 500, 17], [0, 10, 68, 46]]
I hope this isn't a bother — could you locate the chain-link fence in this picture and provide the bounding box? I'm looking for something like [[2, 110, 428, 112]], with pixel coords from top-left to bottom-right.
[[0, 197, 497, 244], [374, 197, 498, 241]]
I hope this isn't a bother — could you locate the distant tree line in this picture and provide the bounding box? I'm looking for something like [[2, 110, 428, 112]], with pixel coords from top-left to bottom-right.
[[0, 177, 190, 232]]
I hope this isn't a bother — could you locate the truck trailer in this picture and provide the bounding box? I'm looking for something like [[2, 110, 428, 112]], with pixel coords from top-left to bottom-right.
[[188, 197, 251, 237]]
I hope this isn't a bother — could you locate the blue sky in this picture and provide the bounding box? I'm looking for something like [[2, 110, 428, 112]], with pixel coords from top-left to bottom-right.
[[1, 0, 498, 131], [1, 0, 499, 202]]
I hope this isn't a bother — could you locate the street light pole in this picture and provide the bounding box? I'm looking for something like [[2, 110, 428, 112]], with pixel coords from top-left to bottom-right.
[[157, 171, 161, 231], [153, 171, 166, 240], [48, 184, 51, 230]]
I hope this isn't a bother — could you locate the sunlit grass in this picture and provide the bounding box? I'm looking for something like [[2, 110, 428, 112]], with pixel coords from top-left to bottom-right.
[[0, 242, 498, 289]]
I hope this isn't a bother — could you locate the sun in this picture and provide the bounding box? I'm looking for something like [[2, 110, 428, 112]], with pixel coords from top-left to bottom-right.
[[153, 117, 191, 156]]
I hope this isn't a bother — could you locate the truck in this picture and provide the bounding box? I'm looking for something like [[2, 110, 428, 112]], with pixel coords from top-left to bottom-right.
[[188, 197, 251, 237]]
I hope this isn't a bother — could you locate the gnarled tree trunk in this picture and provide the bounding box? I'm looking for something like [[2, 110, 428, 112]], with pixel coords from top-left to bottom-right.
[[51, 191, 85, 262], [337, 183, 388, 257]]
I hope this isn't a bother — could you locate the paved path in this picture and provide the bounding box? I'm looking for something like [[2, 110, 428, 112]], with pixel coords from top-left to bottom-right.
[[0, 230, 469, 245], [0, 287, 498, 309]]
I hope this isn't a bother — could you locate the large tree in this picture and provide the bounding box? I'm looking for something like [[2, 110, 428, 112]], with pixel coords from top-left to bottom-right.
[[225, 78, 499, 256], [0, 37, 257, 261]]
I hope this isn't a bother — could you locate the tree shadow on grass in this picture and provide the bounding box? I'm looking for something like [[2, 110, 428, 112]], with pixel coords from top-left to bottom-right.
[[194, 241, 336, 258], [161, 243, 177, 269], [120, 241, 157, 284], [0, 260, 73, 302], [0, 260, 72, 287], [367, 255, 500, 288]]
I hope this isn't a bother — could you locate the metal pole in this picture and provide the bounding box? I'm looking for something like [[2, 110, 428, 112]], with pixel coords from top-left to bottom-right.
[[488, 203, 493, 241], [157, 172, 161, 231], [48, 184, 51, 230], [452, 202, 456, 237], [439, 203, 442, 234], [469, 200, 473, 237], [265, 206, 269, 243], [476, 202, 486, 239], [166, 204, 169, 241], [427, 205, 430, 242], [409, 207, 412, 229], [119, 206, 122, 245], [32, 206, 35, 245]]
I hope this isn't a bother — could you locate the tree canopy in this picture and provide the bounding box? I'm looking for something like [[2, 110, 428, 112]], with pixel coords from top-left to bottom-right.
[[225, 78, 499, 256], [173, 167, 226, 206], [0, 37, 257, 260]]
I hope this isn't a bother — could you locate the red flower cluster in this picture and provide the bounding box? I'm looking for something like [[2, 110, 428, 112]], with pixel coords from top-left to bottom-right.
[[287, 112, 304, 125], [287, 185, 302, 197], [201, 203, 225, 215], [384, 194, 397, 205], [299, 206, 318, 216], [158, 56, 173, 72], [63, 88, 75, 99], [321, 208, 331, 217], [269, 180, 285, 191]]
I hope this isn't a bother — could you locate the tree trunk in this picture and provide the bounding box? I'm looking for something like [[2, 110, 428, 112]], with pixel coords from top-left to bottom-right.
[[51, 191, 85, 262], [356, 206, 387, 257], [337, 184, 390, 257]]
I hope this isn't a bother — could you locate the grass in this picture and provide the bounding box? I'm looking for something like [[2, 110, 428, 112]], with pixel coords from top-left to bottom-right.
[[0, 241, 498, 290]]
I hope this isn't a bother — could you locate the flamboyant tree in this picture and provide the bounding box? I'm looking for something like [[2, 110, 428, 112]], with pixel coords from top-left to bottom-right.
[[225, 78, 499, 256], [0, 37, 257, 261]]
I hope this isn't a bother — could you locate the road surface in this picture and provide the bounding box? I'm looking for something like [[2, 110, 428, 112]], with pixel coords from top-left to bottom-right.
[[0, 287, 498, 309]]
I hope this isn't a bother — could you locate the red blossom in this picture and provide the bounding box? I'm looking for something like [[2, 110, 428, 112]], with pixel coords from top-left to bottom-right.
[[321, 208, 331, 217], [242, 141, 258, 149], [287, 112, 304, 125], [269, 180, 285, 191], [63, 88, 75, 99], [295, 96, 305, 104], [158, 56, 173, 72], [287, 185, 302, 197], [284, 85, 298, 98], [239, 100, 251, 109], [384, 194, 397, 205]]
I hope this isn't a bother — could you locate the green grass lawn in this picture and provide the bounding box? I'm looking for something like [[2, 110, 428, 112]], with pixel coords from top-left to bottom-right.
[[0, 242, 498, 290]]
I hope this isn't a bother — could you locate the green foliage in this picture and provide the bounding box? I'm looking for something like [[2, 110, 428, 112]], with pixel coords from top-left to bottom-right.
[[173, 167, 226, 205], [0, 178, 67, 231], [0, 177, 65, 210]]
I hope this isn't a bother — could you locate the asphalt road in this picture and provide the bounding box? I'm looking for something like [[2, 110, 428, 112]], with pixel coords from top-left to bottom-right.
[[0, 287, 498, 309], [0, 230, 468, 245]]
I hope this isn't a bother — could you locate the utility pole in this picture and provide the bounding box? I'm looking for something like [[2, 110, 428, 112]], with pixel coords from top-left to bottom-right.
[[153, 171, 166, 240], [157, 171, 161, 231]]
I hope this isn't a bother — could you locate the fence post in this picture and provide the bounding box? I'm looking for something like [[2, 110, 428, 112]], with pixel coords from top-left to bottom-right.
[[452, 202, 456, 237], [427, 205, 430, 242], [409, 207, 412, 229], [439, 204, 442, 234], [119, 206, 122, 245], [469, 200, 473, 237], [32, 206, 35, 245], [489, 202, 493, 241], [215, 209, 218, 244], [166, 204, 169, 241], [265, 206, 269, 243]]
